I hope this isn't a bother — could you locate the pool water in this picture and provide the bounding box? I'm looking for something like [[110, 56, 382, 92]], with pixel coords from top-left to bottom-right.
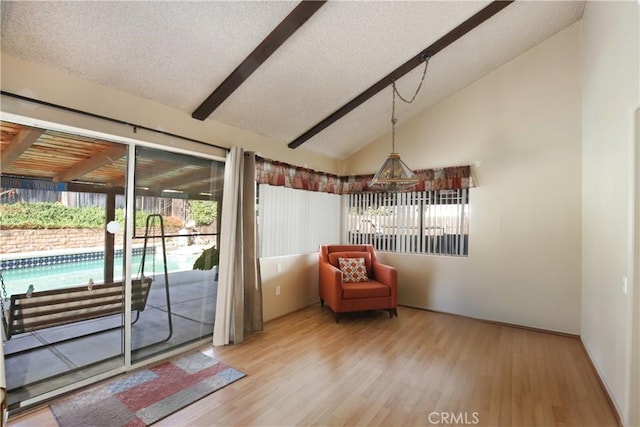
[[1, 252, 200, 296]]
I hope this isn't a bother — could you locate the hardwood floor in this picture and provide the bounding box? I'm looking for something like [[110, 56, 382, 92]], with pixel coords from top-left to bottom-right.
[[8, 306, 618, 426]]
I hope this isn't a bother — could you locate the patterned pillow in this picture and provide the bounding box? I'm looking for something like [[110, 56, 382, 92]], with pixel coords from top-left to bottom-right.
[[338, 257, 369, 283]]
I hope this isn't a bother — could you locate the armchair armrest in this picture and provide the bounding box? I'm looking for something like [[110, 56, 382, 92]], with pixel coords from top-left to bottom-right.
[[373, 261, 397, 289], [373, 261, 398, 307], [319, 261, 343, 305]]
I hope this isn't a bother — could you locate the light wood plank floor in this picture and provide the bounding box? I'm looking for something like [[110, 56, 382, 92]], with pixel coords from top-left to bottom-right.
[[9, 306, 618, 426]]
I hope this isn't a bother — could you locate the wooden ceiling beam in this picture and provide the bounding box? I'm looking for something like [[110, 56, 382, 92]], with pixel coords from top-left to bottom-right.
[[192, 0, 327, 121], [53, 145, 127, 183], [288, 0, 514, 149], [1, 127, 44, 166]]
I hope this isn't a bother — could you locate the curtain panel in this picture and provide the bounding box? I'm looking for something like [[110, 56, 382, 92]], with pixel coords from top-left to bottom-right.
[[214, 148, 263, 346], [255, 157, 474, 195]]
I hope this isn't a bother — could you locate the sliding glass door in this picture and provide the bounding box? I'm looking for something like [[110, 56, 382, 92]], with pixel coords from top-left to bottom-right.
[[0, 121, 225, 410], [0, 122, 128, 408], [130, 147, 224, 362]]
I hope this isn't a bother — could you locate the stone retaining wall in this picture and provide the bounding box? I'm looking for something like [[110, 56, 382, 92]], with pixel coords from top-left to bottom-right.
[[0, 228, 181, 254]]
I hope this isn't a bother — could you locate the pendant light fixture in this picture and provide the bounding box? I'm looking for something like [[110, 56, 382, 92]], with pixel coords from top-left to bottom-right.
[[369, 54, 431, 191]]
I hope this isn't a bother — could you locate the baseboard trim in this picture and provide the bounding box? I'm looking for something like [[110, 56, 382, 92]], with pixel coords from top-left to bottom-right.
[[578, 339, 623, 427], [399, 304, 580, 338], [479, 317, 580, 339]]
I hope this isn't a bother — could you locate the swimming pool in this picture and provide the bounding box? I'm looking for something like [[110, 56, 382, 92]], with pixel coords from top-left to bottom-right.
[[1, 251, 201, 296]]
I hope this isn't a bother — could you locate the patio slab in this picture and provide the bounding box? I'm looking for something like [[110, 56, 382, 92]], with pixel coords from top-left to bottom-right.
[[3, 270, 218, 407]]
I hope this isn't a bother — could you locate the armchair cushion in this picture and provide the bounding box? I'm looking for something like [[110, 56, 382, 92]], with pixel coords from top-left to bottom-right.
[[328, 251, 372, 277], [342, 281, 390, 299], [338, 257, 369, 283]]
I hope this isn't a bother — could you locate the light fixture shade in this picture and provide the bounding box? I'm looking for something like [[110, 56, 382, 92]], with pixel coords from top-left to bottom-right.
[[369, 153, 420, 190]]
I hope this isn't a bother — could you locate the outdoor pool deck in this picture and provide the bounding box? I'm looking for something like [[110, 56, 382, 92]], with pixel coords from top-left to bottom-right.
[[0, 244, 205, 296], [3, 269, 217, 407]]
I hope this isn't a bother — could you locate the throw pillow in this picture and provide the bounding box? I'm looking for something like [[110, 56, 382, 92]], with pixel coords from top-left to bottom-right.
[[338, 257, 369, 283]]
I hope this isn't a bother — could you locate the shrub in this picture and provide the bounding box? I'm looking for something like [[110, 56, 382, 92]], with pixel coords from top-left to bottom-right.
[[0, 202, 100, 229], [192, 246, 219, 270], [187, 200, 217, 226], [0, 202, 163, 229]]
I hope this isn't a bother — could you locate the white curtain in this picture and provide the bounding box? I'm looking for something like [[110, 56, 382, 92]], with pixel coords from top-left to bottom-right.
[[213, 147, 263, 346]]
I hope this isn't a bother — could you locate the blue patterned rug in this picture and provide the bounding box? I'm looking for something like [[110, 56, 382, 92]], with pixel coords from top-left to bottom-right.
[[51, 352, 245, 426]]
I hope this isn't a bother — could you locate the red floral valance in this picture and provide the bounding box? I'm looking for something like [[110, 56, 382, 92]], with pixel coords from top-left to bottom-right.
[[255, 157, 474, 195], [255, 157, 342, 194]]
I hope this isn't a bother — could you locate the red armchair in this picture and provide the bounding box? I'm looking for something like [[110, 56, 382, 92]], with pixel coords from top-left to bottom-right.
[[319, 244, 398, 323]]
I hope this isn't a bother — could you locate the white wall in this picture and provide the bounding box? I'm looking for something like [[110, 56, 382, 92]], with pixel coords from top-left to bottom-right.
[[581, 2, 640, 425], [261, 253, 319, 322], [345, 23, 583, 334]]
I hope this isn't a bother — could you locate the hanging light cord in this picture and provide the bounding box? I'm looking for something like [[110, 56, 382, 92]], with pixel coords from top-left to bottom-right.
[[391, 55, 431, 152]]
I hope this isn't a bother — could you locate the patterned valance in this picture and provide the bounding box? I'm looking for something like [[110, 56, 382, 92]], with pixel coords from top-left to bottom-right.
[[255, 157, 474, 195], [414, 165, 475, 191], [255, 157, 342, 194]]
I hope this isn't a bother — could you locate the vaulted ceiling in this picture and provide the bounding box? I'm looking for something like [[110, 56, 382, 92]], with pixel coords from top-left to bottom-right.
[[0, 1, 585, 160]]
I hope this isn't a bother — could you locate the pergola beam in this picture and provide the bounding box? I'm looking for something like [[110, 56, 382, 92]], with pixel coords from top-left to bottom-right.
[[53, 146, 127, 183], [1, 127, 44, 166]]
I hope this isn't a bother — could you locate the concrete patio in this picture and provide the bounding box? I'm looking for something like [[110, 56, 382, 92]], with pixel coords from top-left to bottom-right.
[[3, 269, 217, 407]]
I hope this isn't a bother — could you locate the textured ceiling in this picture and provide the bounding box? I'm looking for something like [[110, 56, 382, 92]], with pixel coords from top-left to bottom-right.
[[0, 1, 585, 160]]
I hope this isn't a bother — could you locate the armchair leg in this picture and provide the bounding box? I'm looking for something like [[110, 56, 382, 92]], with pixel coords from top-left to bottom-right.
[[335, 313, 340, 323], [320, 298, 324, 307], [388, 308, 398, 318]]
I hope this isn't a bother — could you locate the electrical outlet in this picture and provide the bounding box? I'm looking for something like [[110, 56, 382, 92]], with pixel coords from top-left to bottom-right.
[[276, 286, 281, 296], [276, 263, 282, 273], [622, 276, 628, 295]]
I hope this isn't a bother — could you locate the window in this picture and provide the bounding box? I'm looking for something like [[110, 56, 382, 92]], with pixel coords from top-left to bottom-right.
[[258, 184, 341, 257], [344, 189, 469, 256]]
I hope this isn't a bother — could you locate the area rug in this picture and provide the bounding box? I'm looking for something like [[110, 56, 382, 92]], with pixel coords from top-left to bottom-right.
[[50, 352, 246, 427]]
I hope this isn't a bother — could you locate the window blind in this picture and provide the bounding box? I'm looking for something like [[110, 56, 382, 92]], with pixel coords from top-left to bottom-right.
[[258, 184, 341, 257], [344, 189, 469, 256]]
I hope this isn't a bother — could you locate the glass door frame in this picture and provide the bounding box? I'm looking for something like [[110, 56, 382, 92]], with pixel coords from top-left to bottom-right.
[[0, 110, 224, 414]]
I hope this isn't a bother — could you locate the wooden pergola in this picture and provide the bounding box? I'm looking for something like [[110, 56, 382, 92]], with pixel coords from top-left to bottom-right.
[[0, 120, 224, 282]]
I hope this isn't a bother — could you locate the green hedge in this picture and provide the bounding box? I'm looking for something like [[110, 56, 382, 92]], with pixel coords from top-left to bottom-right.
[[187, 200, 217, 226], [0, 202, 159, 229]]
